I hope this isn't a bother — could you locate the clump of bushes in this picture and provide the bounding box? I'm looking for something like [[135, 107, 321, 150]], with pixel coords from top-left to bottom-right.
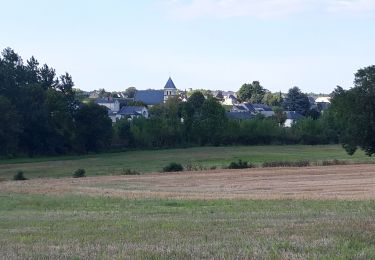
[[321, 159, 348, 166], [13, 171, 27, 181], [121, 169, 140, 175], [184, 161, 212, 172], [262, 160, 310, 168], [73, 168, 86, 178], [228, 159, 254, 169], [163, 162, 184, 172]]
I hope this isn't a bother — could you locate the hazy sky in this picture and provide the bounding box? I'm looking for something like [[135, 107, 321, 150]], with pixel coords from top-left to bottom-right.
[[1, 0, 375, 93]]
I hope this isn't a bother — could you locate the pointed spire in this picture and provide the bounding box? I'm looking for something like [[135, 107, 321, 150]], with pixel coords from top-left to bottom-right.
[[164, 77, 176, 89]]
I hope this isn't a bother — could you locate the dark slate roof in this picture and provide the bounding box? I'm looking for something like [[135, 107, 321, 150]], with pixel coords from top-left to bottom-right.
[[285, 111, 304, 120], [232, 105, 248, 112], [228, 94, 237, 100], [119, 106, 145, 116], [96, 98, 118, 104], [164, 77, 176, 89], [252, 104, 273, 111], [134, 90, 164, 105], [226, 112, 255, 120], [241, 103, 256, 112]]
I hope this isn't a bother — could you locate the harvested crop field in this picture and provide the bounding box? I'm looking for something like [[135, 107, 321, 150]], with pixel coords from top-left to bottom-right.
[[2, 164, 375, 200]]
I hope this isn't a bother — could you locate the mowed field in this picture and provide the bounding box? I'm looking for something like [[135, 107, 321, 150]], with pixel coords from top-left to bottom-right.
[[1, 144, 375, 180], [1, 145, 375, 258]]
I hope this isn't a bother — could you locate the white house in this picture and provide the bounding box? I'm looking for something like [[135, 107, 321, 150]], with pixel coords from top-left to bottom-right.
[[118, 106, 149, 120], [284, 111, 304, 127], [95, 98, 120, 112], [222, 95, 238, 106]]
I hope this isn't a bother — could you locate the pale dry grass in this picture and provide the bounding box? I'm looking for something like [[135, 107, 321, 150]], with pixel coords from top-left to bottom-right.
[[2, 164, 375, 200]]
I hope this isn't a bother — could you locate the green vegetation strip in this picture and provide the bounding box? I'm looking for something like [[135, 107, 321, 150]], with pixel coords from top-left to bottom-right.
[[0, 194, 374, 259], [1, 145, 375, 180]]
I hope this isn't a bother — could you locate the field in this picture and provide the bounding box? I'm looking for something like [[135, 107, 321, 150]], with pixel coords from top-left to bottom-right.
[[1, 144, 374, 180], [1, 145, 375, 259]]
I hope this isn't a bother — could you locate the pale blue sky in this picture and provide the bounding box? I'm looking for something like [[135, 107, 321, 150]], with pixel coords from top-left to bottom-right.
[[1, 0, 374, 93]]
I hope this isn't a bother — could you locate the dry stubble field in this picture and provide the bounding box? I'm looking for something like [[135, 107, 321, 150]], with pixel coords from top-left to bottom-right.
[[2, 164, 375, 200], [1, 162, 375, 259]]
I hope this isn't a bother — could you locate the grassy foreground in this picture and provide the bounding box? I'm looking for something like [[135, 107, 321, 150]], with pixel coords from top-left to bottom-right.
[[0, 194, 374, 259], [1, 145, 374, 179]]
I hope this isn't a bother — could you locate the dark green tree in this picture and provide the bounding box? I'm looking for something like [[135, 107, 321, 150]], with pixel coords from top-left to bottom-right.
[[0, 96, 21, 155], [196, 97, 227, 145], [330, 66, 375, 156], [283, 87, 310, 116], [237, 81, 266, 103], [187, 91, 205, 112], [74, 103, 113, 152]]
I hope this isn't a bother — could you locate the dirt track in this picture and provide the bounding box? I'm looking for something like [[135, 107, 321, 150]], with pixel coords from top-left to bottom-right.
[[1, 164, 375, 200]]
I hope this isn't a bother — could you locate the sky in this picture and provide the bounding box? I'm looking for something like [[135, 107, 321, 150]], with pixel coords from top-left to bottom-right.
[[1, 0, 375, 93]]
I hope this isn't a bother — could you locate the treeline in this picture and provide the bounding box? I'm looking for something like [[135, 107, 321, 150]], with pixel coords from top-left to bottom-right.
[[0, 48, 346, 158], [0, 48, 112, 156], [113, 92, 338, 149]]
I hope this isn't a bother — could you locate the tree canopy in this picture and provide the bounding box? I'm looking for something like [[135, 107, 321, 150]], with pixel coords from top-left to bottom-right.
[[283, 87, 310, 116], [0, 48, 112, 156], [330, 66, 375, 156], [237, 81, 266, 103]]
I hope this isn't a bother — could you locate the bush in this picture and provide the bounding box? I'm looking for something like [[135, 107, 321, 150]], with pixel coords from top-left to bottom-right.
[[163, 162, 184, 172], [73, 168, 86, 178], [262, 160, 310, 168], [121, 169, 140, 175], [228, 159, 254, 169], [321, 159, 347, 166], [13, 171, 27, 181]]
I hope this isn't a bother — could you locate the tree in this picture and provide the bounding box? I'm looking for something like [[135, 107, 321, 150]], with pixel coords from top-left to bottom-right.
[[74, 103, 113, 152], [283, 87, 310, 116], [187, 91, 205, 112], [196, 97, 227, 145], [273, 107, 287, 126], [237, 81, 266, 103], [262, 91, 283, 107], [113, 119, 134, 147], [0, 96, 21, 155], [125, 87, 137, 98], [330, 66, 375, 156]]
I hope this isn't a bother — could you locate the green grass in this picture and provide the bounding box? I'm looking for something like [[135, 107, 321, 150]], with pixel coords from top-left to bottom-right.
[[0, 194, 374, 259], [1, 145, 374, 180]]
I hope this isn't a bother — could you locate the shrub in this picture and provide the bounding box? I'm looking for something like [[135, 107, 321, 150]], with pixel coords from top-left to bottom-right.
[[121, 169, 140, 175], [163, 162, 184, 172], [321, 159, 347, 166], [262, 160, 310, 168], [13, 171, 27, 181], [73, 168, 86, 178], [228, 159, 254, 169]]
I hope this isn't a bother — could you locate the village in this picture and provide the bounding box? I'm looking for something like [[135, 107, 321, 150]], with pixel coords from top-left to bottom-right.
[[85, 77, 332, 127]]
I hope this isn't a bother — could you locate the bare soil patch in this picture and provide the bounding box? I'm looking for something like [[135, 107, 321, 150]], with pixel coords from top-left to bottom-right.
[[1, 164, 375, 200]]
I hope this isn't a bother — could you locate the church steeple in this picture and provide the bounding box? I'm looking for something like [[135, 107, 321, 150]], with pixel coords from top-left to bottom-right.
[[164, 77, 177, 102], [164, 77, 176, 89]]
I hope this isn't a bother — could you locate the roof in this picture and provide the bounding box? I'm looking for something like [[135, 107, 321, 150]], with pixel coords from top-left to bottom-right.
[[164, 77, 176, 89], [226, 112, 255, 120], [241, 103, 256, 112], [119, 106, 145, 116], [232, 105, 248, 112], [285, 111, 304, 120], [96, 98, 118, 104], [134, 90, 164, 105], [228, 94, 237, 100], [315, 97, 331, 103], [252, 104, 273, 111]]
